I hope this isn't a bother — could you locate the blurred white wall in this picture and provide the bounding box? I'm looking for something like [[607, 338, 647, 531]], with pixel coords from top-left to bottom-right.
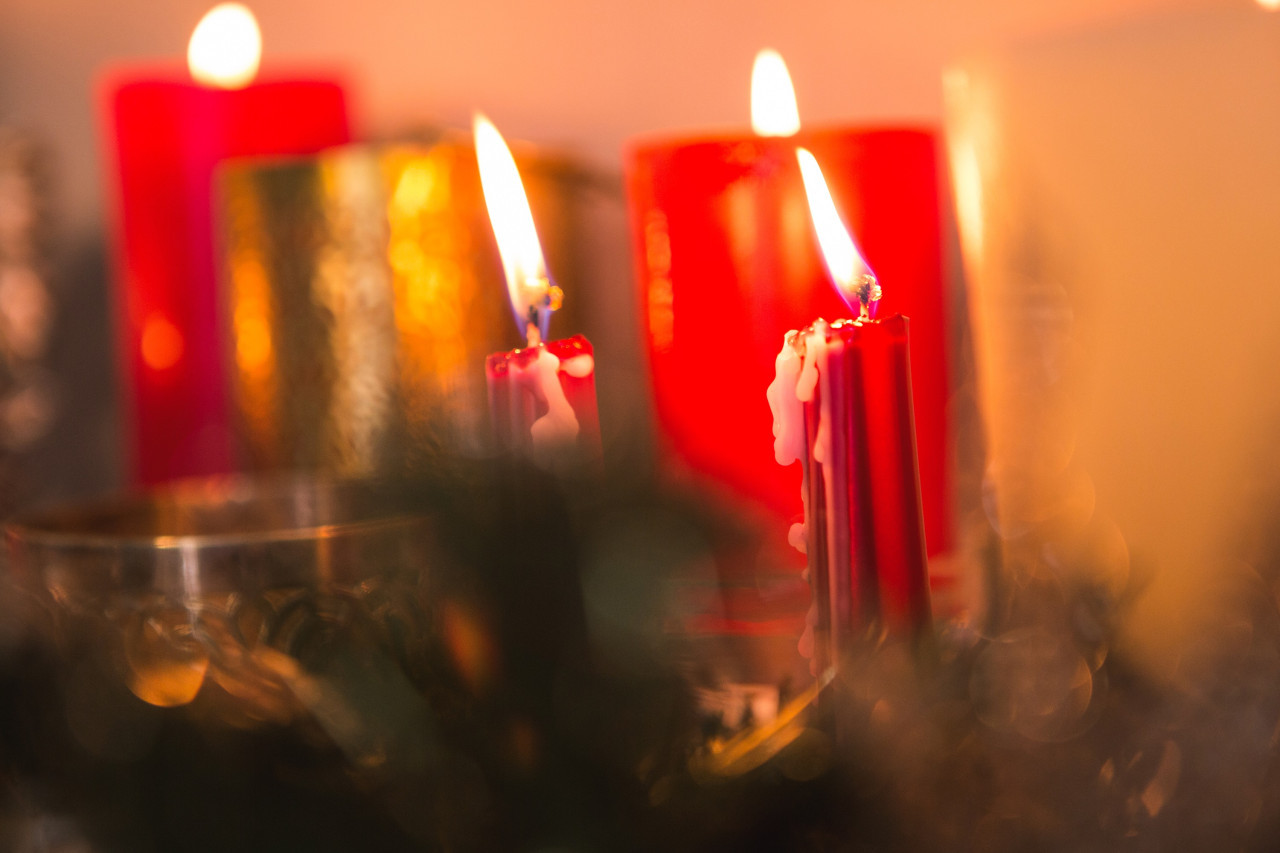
[[947, 7, 1280, 681], [0, 0, 1234, 234]]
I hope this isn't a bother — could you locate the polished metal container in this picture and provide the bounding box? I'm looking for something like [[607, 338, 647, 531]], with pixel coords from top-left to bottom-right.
[[217, 139, 585, 475]]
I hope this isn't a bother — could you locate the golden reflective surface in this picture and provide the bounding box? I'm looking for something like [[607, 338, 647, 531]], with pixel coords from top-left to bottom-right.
[[218, 140, 582, 475]]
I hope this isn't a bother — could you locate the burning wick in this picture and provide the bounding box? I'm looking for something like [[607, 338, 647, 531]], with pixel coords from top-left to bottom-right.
[[520, 277, 563, 348], [476, 113, 601, 465], [796, 147, 881, 321], [850, 274, 882, 322], [474, 112, 561, 347]]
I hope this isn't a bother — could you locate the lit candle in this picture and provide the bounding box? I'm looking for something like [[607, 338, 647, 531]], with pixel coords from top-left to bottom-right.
[[768, 148, 931, 672], [102, 2, 349, 485], [626, 50, 952, 570], [474, 115, 601, 466]]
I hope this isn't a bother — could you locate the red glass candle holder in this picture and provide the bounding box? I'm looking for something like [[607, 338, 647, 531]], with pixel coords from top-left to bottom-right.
[[101, 68, 350, 486], [625, 128, 951, 567]]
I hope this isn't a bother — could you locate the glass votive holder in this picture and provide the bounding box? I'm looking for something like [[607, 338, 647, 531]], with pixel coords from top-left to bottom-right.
[[5, 475, 434, 732]]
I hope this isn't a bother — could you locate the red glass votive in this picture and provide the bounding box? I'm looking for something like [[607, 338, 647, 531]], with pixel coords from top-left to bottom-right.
[[625, 129, 951, 564], [102, 69, 349, 485]]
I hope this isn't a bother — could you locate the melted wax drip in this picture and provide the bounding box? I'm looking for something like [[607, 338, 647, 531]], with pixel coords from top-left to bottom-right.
[[767, 320, 838, 668], [522, 346, 580, 452]]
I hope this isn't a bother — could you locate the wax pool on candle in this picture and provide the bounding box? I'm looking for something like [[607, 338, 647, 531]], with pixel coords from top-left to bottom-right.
[[473, 115, 600, 465], [102, 3, 349, 485]]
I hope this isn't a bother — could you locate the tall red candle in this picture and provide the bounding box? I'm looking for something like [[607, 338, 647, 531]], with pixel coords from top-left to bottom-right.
[[102, 4, 349, 485], [769, 149, 931, 669], [625, 54, 950, 565], [474, 116, 600, 465]]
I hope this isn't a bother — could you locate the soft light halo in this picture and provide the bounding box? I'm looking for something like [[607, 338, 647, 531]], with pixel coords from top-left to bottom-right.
[[751, 48, 801, 137], [188, 3, 262, 89]]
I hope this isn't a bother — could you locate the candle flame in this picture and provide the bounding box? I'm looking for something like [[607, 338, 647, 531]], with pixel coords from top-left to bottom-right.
[[751, 49, 801, 137], [188, 3, 262, 89], [474, 113, 559, 344], [796, 147, 880, 319]]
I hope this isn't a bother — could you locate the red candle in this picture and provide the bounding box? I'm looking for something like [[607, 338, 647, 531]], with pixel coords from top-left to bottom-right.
[[625, 51, 950, 564], [474, 116, 601, 465], [102, 3, 349, 485], [769, 148, 931, 670], [486, 335, 601, 460]]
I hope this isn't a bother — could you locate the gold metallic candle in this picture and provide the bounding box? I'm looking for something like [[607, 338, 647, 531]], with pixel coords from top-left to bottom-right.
[[217, 139, 582, 475]]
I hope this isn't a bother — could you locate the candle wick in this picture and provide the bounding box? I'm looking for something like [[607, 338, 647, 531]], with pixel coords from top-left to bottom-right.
[[521, 275, 561, 348], [855, 273, 882, 322]]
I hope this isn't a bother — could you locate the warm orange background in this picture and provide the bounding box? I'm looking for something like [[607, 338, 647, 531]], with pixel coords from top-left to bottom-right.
[[0, 0, 1235, 235]]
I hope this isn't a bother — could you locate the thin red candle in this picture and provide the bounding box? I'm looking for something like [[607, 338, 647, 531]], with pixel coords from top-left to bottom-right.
[[102, 4, 349, 485], [474, 116, 600, 465], [769, 149, 931, 669], [486, 334, 601, 460], [625, 55, 950, 565]]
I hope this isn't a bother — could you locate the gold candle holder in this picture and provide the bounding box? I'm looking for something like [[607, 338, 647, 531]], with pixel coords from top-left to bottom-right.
[[217, 139, 582, 476]]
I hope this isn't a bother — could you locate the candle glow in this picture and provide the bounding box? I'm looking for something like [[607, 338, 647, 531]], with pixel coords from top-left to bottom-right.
[[473, 114, 560, 344], [796, 147, 880, 319], [750, 49, 801, 137], [187, 3, 262, 89]]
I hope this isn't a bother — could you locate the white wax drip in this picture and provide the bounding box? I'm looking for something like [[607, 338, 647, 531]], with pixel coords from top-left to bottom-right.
[[560, 353, 595, 378], [768, 320, 834, 559], [766, 342, 805, 466], [804, 327, 832, 468], [519, 346, 580, 451], [798, 602, 816, 663], [794, 329, 822, 403], [769, 322, 836, 672], [788, 521, 808, 554]]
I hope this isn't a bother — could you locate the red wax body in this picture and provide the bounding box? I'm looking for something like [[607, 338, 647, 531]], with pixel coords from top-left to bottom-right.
[[625, 129, 950, 560], [485, 334, 601, 460], [801, 316, 931, 668], [103, 69, 349, 485]]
